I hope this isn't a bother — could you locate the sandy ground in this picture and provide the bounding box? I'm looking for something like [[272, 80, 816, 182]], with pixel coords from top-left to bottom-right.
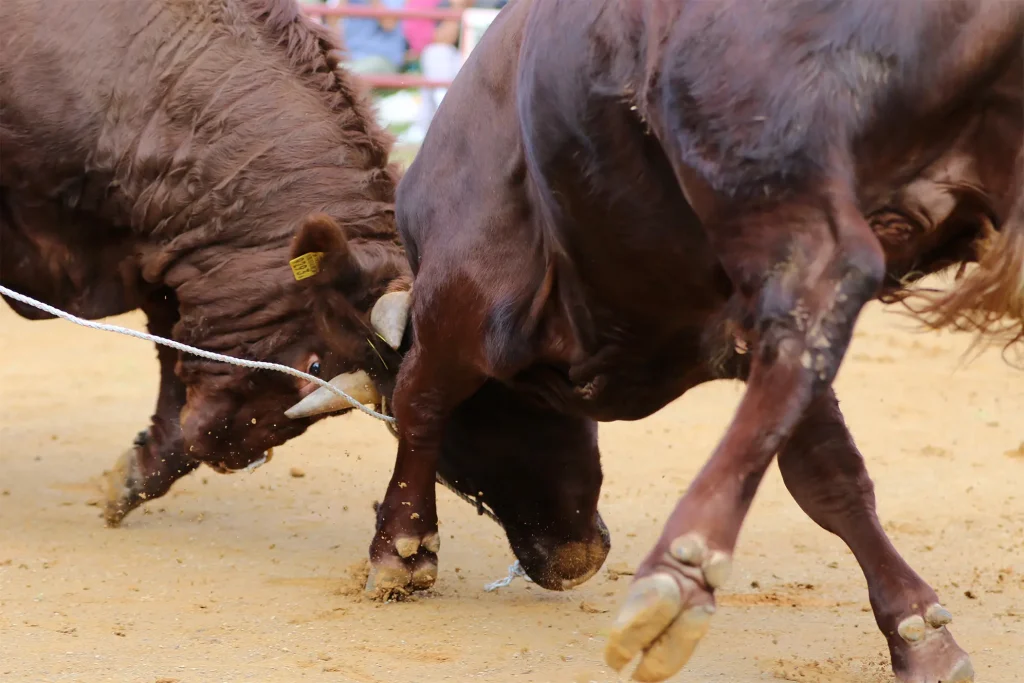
[[1, 296, 1022, 683]]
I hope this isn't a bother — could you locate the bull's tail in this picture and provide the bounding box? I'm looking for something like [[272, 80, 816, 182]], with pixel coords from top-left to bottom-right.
[[908, 90, 1024, 364]]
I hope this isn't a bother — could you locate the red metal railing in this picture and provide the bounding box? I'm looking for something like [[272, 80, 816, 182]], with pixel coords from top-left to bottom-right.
[[303, 5, 465, 22], [300, 4, 465, 89]]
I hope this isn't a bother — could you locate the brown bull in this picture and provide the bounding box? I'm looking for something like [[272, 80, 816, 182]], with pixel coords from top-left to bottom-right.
[[292, 0, 1024, 680], [0, 0, 413, 524]]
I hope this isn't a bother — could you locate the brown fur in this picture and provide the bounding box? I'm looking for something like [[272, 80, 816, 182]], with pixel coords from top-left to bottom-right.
[[0, 0, 409, 519], [352, 1, 1022, 680]]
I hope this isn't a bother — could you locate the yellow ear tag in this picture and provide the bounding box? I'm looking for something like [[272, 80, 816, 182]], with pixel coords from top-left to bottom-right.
[[290, 252, 324, 281]]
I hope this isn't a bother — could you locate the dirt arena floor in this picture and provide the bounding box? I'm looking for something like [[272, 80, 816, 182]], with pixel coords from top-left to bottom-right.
[[1, 294, 1022, 682]]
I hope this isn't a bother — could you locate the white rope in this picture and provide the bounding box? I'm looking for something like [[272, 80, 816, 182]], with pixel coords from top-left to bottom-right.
[[2, 284, 527, 591], [483, 560, 532, 592], [0, 285, 395, 424]]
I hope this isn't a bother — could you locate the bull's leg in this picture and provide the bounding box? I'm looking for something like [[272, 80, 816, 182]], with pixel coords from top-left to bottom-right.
[[604, 191, 887, 681], [780, 389, 973, 683], [365, 340, 484, 598], [104, 289, 199, 526]]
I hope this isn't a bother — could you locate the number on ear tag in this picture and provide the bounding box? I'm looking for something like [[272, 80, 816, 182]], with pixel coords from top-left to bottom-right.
[[290, 252, 325, 281]]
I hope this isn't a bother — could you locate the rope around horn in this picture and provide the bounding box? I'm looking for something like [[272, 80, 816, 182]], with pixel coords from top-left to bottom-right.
[[1, 284, 528, 589]]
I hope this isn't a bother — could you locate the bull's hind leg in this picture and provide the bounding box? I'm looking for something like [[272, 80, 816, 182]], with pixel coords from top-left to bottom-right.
[[780, 390, 973, 683], [605, 189, 886, 681], [104, 289, 199, 526]]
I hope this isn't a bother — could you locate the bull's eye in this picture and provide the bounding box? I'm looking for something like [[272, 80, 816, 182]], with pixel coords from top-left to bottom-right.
[[308, 360, 321, 377]]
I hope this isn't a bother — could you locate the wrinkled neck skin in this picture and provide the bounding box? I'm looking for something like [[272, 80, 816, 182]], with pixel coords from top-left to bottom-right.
[[120, 129, 399, 363], [118, 123, 396, 358], [140, 215, 302, 357], [140, 205, 404, 365], [78, 0, 401, 360]]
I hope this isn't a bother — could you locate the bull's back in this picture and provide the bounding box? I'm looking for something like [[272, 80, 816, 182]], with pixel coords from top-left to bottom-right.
[[1, 0, 291, 318], [1, 0, 312, 224], [2, 0, 179, 191]]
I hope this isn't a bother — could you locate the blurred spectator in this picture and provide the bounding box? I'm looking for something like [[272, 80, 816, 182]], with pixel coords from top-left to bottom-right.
[[402, 0, 442, 61], [400, 0, 504, 142], [331, 0, 409, 76], [301, 0, 340, 32]]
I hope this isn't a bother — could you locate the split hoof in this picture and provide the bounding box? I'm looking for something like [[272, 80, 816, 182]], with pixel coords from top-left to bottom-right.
[[365, 558, 413, 600], [605, 573, 715, 682], [938, 658, 975, 683], [103, 447, 143, 528], [365, 532, 440, 600], [605, 533, 727, 681], [892, 604, 974, 683], [410, 563, 439, 591], [364, 555, 438, 600]]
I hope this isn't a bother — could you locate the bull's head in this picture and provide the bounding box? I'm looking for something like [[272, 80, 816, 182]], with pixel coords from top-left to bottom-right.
[[278, 214, 412, 423], [176, 213, 412, 471]]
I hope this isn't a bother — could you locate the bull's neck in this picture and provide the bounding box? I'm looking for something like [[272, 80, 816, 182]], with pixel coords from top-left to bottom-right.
[[112, 18, 399, 355], [139, 161, 395, 356]]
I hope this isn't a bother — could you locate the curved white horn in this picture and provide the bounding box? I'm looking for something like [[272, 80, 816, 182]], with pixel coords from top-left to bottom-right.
[[370, 289, 411, 350], [284, 371, 381, 419]]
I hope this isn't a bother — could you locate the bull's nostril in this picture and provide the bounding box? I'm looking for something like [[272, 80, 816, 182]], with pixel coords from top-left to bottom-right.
[[513, 534, 610, 592]]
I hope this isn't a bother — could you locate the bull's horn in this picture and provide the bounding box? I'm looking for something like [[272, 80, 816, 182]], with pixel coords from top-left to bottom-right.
[[370, 289, 411, 350], [284, 371, 380, 419]]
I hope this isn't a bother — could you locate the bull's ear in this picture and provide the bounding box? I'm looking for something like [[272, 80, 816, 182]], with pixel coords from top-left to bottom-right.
[[290, 214, 354, 285]]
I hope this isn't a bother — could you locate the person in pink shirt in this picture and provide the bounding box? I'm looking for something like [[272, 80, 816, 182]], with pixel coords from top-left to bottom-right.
[[402, 0, 442, 57], [399, 0, 469, 143]]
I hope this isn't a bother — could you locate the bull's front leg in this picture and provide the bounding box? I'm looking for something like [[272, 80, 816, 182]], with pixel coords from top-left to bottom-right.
[[604, 192, 887, 681], [779, 390, 972, 683], [104, 289, 200, 526], [366, 341, 483, 599]]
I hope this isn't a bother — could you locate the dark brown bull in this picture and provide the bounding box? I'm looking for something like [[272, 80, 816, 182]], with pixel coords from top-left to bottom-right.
[[0, 0, 414, 524], [291, 0, 1024, 680]]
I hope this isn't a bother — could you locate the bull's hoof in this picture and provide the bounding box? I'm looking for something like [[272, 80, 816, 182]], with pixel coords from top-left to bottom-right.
[[604, 533, 727, 682], [365, 532, 440, 601], [103, 446, 144, 528], [891, 604, 974, 683]]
